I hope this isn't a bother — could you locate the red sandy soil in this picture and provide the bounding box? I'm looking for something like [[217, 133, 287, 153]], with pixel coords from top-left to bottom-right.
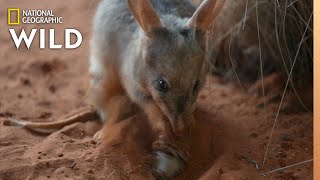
[[0, 1, 313, 179]]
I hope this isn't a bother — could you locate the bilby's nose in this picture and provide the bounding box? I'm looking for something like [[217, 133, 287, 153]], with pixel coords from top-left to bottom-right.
[[176, 94, 187, 115]]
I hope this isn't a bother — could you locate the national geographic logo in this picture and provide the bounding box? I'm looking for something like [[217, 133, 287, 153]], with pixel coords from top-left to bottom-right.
[[7, 8, 20, 25], [7, 8, 63, 25], [7, 8, 83, 49]]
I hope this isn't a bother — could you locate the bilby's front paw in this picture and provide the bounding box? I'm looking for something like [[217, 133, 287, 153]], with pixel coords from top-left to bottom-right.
[[152, 136, 190, 180], [93, 129, 104, 143]]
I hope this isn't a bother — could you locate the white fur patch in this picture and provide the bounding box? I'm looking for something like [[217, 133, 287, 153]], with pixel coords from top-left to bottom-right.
[[97, 109, 107, 123], [89, 55, 104, 78]]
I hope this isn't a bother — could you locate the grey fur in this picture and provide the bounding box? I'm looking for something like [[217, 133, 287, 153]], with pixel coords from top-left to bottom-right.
[[90, 0, 207, 119], [89, 0, 221, 178]]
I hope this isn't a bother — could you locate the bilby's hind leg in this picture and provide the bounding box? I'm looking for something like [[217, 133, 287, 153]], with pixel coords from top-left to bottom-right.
[[89, 54, 124, 120], [93, 94, 136, 142], [89, 54, 126, 141]]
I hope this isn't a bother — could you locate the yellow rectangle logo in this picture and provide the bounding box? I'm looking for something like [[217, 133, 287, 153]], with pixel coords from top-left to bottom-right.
[[7, 8, 20, 25]]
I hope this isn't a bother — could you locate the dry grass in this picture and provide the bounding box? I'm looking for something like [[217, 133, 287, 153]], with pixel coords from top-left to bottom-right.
[[206, 0, 313, 87]]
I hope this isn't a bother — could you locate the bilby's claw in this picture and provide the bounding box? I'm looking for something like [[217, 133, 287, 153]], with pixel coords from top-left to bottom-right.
[[93, 129, 103, 143], [152, 138, 190, 179], [152, 151, 185, 180]]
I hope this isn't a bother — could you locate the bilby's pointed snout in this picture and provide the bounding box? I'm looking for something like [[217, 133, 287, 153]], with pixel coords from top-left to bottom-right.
[[177, 94, 187, 115]]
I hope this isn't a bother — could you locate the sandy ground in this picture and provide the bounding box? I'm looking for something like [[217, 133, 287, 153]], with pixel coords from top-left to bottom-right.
[[0, 0, 313, 179]]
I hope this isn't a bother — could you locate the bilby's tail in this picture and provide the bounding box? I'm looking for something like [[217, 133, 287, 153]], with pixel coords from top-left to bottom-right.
[[2, 106, 99, 134]]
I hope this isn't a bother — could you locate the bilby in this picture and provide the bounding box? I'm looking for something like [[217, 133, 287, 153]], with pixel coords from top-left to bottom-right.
[[3, 0, 225, 179]]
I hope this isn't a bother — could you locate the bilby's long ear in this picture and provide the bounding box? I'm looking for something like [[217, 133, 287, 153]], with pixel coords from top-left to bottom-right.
[[128, 0, 163, 35], [187, 0, 225, 31]]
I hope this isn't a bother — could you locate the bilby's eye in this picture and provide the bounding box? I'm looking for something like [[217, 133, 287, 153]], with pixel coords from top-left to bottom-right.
[[179, 29, 190, 37], [193, 80, 200, 93], [157, 79, 169, 93]]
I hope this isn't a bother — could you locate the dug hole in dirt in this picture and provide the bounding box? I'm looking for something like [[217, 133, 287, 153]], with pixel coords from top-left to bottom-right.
[[0, 0, 313, 179]]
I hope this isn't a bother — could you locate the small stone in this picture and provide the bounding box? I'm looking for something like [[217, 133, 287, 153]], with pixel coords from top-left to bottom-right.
[[281, 142, 292, 150], [20, 77, 31, 86], [278, 159, 286, 167], [279, 152, 287, 158], [282, 134, 292, 141], [249, 132, 258, 138], [49, 85, 56, 93], [58, 153, 64, 157], [39, 112, 52, 119], [216, 168, 224, 174], [293, 172, 304, 179], [88, 169, 94, 174]]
